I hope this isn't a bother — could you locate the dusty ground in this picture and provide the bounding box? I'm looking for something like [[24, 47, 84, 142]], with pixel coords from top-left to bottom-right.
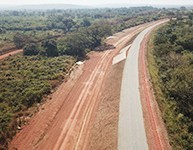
[[0, 49, 23, 60], [139, 24, 171, 150], [10, 50, 114, 150], [9, 21, 162, 150], [87, 60, 125, 150]]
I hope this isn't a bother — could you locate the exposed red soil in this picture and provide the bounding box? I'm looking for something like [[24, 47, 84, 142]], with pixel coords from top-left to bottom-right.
[[0, 49, 23, 60], [87, 60, 125, 150], [139, 24, 172, 150], [9, 50, 114, 150], [9, 20, 165, 150]]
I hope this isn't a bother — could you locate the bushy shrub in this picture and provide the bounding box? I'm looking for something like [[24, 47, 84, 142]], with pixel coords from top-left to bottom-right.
[[23, 43, 39, 56], [41, 40, 59, 57]]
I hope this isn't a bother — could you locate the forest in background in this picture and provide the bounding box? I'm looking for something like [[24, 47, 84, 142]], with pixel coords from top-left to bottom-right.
[[0, 6, 168, 54]]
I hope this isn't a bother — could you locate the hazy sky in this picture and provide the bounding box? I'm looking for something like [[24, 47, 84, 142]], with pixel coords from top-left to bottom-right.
[[0, 0, 193, 6]]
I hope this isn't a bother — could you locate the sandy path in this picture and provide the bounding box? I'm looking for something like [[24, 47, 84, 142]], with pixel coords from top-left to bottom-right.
[[0, 49, 23, 60]]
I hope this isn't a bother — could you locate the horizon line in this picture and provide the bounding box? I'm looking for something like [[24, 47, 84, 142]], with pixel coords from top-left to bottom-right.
[[0, 3, 192, 6]]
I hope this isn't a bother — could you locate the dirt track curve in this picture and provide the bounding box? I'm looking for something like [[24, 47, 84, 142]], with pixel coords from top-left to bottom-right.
[[9, 20, 169, 150], [0, 49, 23, 60]]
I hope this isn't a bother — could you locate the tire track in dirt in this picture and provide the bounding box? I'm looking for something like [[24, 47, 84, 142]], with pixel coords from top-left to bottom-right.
[[55, 51, 111, 149], [36, 50, 113, 150], [75, 49, 115, 150]]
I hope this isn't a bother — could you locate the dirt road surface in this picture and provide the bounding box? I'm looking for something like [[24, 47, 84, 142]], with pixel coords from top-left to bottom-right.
[[9, 20, 167, 150], [0, 49, 23, 60], [10, 50, 114, 150]]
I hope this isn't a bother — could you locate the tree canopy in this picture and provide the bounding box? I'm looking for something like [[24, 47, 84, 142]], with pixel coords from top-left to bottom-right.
[[23, 43, 39, 56], [153, 18, 193, 149], [41, 40, 59, 57]]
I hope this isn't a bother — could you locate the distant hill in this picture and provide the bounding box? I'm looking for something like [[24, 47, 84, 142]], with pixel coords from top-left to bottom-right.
[[0, 4, 91, 10], [95, 4, 145, 8], [0, 3, 190, 10], [21, 4, 91, 10], [0, 4, 154, 10]]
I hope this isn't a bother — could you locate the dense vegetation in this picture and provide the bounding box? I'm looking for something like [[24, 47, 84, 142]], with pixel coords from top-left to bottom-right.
[[22, 21, 112, 59], [148, 17, 193, 149], [0, 7, 168, 54], [0, 54, 75, 148]]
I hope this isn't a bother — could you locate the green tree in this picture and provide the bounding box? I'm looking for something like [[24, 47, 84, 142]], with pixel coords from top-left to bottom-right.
[[81, 18, 91, 27], [13, 33, 32, 49], [58, 33, 86, 58], [62, 18, 76, 33], [0, 103, 13, 147], [41, 40, 59, 57], [167, 65, 193, 116], [88, 21, 112, 48], [23, 43, 39, 56]]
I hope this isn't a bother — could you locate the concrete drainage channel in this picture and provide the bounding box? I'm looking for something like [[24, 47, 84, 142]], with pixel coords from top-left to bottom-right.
[[112, 44, 131, 65]]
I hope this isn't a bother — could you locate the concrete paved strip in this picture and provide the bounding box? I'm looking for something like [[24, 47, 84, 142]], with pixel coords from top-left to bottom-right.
[[112, 44, 131, 65], [112, 51, 126, 65], [118, 20, 168, 150], [119, 44, 131, 54], [107, 36, 116, 39]]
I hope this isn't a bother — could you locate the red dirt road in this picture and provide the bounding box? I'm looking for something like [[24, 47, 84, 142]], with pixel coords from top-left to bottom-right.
[[10, 50, 115, 150], [36, 50, 114, 150], [9, 20, 166, 150], [0, 49, 23, 60], [139, 24, 171, 150]]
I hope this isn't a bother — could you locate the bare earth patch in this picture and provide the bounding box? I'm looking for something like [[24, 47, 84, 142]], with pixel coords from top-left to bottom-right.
[[87, 60, 125, 150]]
